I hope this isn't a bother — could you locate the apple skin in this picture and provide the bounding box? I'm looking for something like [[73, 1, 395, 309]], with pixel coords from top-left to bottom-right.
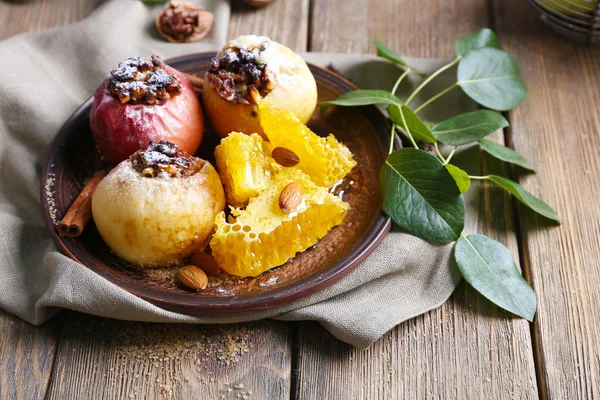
[[202, 42, 317, 139], [92, 159, 225, 268], [90, 67, 204, 166]]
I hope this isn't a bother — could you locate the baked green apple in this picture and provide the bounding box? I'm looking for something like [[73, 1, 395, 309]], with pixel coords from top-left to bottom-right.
[[92, 141, 225, 268]]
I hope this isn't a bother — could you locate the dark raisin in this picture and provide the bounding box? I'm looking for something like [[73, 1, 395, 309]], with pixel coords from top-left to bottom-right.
[[209, 57, 220, 72], [222, 51, 240, 70], [240, 49, 255, 64]]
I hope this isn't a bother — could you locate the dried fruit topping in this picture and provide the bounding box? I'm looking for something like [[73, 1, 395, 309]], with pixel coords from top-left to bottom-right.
[[279, 182, 303, 213], [156, 1, 214, 43], [107, 55, 182, 105], [176, 265, 208, 290], [130, 141, 205, 178], [206, 38, 276, 104], [271, 147, 300, 167]]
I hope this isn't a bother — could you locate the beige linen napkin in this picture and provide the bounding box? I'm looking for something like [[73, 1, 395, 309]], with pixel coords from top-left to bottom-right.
[[0, 0, 480, 349]]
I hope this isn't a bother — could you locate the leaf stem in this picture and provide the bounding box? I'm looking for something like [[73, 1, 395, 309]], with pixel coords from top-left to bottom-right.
[[469, 175, 491, 180], [435, 142, 447, 163], [388, 124, 397, 155], [414, 83, 459, 114], [399, 107, 419, 149], [444, 147, 457, 165], [405, 57, 461, 106], [391, 68, 411, 96]]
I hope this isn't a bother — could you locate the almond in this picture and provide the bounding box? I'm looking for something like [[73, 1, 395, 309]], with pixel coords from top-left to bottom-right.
[[176, 265, 208, 290], [248, 86, 262, 104], [272, 147, 300, 167], [189, 251, 221, 276], [279, 182, 303, 213]]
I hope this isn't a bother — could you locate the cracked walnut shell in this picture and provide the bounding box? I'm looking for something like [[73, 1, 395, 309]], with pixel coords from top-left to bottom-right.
[[156, 1, 214, 43]]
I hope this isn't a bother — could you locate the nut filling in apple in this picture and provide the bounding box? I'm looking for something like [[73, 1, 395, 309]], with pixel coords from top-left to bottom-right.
[[207, 41, 276, 105], [131, 141, 204, 178], [108, 55, 182, 105], [91, 141, 226, 268]]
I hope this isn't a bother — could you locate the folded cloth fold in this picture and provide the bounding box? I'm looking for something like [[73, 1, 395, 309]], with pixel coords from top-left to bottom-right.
[[0, 0, 480, 349]]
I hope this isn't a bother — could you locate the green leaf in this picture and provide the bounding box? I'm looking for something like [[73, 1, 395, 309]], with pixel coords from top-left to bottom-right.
[[454, 234, 536, 321], [320, 90, 403, 112], [446, 164, 471, 193], [431, 110, 509, 145], [373, 38, 428, 77], [388, 105, 436, 144], [453, 28, 501, 57], [457, 48, 527, 111], [381, 148, 465, 242], [486, 175, 560, 222], [478, 138, 536, 172]]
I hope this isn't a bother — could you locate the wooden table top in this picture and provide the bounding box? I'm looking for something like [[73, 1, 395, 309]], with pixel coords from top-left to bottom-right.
[[1, 0, 599, 399]]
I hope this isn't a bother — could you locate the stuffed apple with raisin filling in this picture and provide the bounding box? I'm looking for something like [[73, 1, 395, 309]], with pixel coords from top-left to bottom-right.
[[90, 55, 204, 166], [91, 141, 225, 268], [203, 35, 317, 138]]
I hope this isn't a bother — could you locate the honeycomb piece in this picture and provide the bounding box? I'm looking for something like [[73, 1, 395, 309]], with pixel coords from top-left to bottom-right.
[[259, 101, 357, 187], [214, 132, 280, 207], [210, 168, 350, 277]]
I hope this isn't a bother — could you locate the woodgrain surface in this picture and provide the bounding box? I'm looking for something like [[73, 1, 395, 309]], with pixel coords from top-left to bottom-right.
[[2, 0, 600, 399], [0, 0, 106, 41], [296, 1, 538, 398], [47, 313, 291, 400], [228, 0, 309, 51], [494, 0, 600, 398], [0, 310, 63, 400]]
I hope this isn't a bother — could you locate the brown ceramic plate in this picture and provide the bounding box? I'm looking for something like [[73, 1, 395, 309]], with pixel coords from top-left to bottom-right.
[[40, 52, 391, 316]]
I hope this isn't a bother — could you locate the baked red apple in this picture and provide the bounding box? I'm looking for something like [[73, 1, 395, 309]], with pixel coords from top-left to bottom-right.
[[92, 141, 225, 268], [90, 55, 204, 165], [203, 35, 317, 138]]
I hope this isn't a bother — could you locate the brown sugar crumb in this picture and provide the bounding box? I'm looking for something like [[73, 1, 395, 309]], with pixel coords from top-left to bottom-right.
[[108, 55, 182, 105], [45, 171, 58, 225], [130, 141, 205, 179], [207, 41, 275, 105], [110, 321, 256, 368]]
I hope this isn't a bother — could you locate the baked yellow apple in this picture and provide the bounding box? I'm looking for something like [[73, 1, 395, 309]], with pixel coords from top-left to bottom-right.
[[92, 141, 225, 268], [203, 35, 317, 138]]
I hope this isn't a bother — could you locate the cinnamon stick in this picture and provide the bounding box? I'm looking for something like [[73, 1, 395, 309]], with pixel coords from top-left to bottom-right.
[[180, 71, 204, 90], [57, 170, 107, 237]]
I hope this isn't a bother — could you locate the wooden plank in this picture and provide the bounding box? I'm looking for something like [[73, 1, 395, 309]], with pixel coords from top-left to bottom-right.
[[0, 0, 106, 40], [0, 309, 63, 400], [228, 0, 309, 51], [296, 1, 539, 398], [46, 3, 309, 399], [47, 313, 291, 400], [0, 2, 103, 400], [309, 0, 489, 56], [493, 1, 600, 398]]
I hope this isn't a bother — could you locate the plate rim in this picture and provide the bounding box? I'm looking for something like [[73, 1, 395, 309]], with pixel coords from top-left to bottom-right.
[[40, 51, 392, 315]]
